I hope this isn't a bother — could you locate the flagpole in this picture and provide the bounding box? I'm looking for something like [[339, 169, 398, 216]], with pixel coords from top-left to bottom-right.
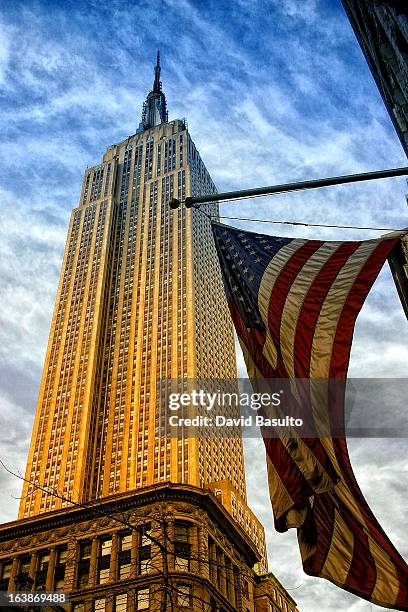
[[169, 166, 408, 209]]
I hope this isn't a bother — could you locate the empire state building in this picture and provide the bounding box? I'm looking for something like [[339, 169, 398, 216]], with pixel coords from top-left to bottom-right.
[[20, 52, 248, 520]]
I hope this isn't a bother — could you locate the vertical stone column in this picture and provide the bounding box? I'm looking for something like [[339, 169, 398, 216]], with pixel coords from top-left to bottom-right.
[[226, 561, 235, 607], [167, 520, 175, 571], [234, 566, 242, 610], [219, 551, 227, 599], [150, 524, 162, 575], [208, 540, 216, 584], [64, 538, 78, 592], [89, 538, 99, 587], [189, 524, 199, 575], [197, 525, 208, 578], [130, 530, 137, 578], [28, 553, 37, 582], [8, 558, 19, 591], [45, 549, 56, 591], [110, 533, 118, 581]]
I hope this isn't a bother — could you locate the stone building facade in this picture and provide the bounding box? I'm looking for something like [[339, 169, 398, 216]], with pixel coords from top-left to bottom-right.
[[0, 484, 297, 612]]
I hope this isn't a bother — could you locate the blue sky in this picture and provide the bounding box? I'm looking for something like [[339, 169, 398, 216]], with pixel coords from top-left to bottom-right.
[[1, 1, 408, 611]]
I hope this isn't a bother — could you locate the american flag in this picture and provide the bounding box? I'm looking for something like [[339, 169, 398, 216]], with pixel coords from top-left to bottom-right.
[[212, 221, 408, 611]]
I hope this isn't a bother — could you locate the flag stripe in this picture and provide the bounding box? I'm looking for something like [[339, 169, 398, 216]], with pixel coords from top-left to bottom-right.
[[309, 240, 379, 379], [258, 240, 307, 327], [266, 452, 309, 530], [368, 534, 400, 607], [280, 242, 346, 379], [341, 507, 378, 596], [259, 241, 308, 371], [293, 242, 361, 379], [329, 239, 397, 378], [268, 241, 322, 367], [321, 506, 355, 587]]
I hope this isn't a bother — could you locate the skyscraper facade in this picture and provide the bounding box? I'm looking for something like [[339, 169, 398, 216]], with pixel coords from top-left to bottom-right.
[[19, 53, 247, 522]]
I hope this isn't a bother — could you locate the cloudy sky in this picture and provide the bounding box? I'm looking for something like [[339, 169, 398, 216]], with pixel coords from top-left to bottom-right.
[[1, 0, 408, 610]]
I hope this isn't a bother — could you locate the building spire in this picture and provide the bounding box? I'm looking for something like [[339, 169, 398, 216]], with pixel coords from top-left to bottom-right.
[[138, 50, 168, 133], [153, 50, 161, 92]]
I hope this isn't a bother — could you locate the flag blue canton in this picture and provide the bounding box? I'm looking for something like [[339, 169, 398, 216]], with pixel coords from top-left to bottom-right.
[[212, 223, 292, 329]]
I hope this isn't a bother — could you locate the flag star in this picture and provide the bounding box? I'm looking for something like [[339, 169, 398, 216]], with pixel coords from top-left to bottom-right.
[[238, 259, 243, 266], [248, 275, 254, 281], [225, 254, 231, 260], [249, 250, 256, 255], [232, 285, 239, 292], [243, 267, 248, 274], [255, 257, 261, 263]]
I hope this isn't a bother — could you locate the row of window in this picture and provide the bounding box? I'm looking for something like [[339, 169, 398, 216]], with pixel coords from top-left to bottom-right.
[[73, 583, 192, 611], [0, 522, 193, 593]]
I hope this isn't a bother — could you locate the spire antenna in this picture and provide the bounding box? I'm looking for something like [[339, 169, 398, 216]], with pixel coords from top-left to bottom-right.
[[153, 49, 161, 92], [138, 50, 168, 132]]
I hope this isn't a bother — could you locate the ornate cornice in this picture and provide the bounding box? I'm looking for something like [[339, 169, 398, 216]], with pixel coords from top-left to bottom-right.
[[0, 483, 259, 565]]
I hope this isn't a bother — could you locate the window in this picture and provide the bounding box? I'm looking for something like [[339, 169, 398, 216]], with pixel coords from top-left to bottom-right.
[[100, 538, 112, 556], [19, 556, 30, 574], [119, 561, 131, 579], [38, 552, 49, 571], [55, 546, 67, 590], [94, 598, 106, 611], [80, 541, 92, 560], [98, 537, 111, 584], [120, 532, 132, 551], [99, 567, 110, 584], [140, 523, 151, 546], [174, 521, 191, 571], [115, 593, 127, 611], [136, 588, 149, 610], [55, 574, 65, 590], [78, 541, 91, 588], [1, 563, 12, 579], [0, 561, 12, 590], [118, 532, 132, 579], [138, 525, 151, 575], [56, 547, 68, 565], [139, 555, 151, 575], [177, 584, 191, 607]]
